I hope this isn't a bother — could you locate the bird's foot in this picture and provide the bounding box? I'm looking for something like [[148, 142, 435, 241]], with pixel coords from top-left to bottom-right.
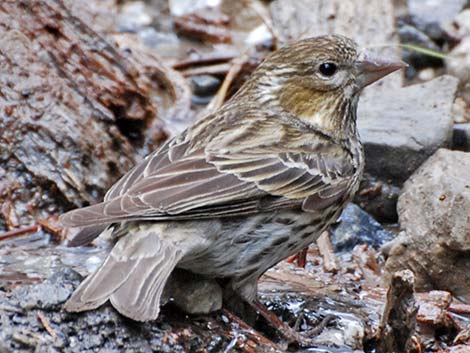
[[250, 299, 334, 348]]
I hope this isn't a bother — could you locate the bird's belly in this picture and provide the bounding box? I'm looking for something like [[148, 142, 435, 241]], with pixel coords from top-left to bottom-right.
[[178, 206, 341, 279]]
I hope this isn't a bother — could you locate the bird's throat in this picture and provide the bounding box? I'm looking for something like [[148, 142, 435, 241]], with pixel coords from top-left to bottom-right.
[[278, 84, 354, 138]]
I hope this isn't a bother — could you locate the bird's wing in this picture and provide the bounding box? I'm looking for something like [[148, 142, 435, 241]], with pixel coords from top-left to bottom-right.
[[60, 115, 356, 228]]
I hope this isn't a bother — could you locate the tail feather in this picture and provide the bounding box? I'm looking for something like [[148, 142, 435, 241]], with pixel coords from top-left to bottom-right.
[[64, 229, 184, 321], [66, 224, 109, 247], [60, 202, 115, 228]]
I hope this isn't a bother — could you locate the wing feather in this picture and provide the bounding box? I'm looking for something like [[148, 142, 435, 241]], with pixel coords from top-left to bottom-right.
[[61, 115, 359, 231]]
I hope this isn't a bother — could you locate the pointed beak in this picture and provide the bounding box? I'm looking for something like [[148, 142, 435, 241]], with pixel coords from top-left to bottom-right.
[[356, 49, 408, 88]]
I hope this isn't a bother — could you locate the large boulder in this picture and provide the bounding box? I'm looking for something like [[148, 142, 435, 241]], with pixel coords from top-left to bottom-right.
[[384, 149, 470, 301], [353, 75, 458, 222], [358, 75, 459, 183]]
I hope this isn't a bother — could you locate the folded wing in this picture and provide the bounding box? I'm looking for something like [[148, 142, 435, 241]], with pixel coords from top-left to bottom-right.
[[61, 114, 357, 240]]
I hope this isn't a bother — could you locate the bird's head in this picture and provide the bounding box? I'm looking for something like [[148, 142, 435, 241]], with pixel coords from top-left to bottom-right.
[[238, 35, 406, 138]]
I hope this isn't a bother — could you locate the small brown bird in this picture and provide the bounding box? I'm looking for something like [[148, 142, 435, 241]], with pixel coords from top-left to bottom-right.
[[61, 35, 404, 324]]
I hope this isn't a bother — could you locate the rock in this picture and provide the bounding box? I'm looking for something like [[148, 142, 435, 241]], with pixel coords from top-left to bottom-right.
[[408, 0, 467, 25], [453, 123, 470, 151], [453, 97, 470, 123], [397, 23, 443, 71], [138, 28, 180, 49], [445, 10, 470, 104], [163, 269, 223, 314], [416, 290, 452, 326], [330, 204, 394, 253], [18, 268, 81, 310], [446, 345, 470, 353], [399, 14, 455, 46], [354, 173, 401, 222], [358, 75, 459, 183], [190, 75, 222, 104], [444, 9, 470, 39], [384, 149, 470, 301], [417, 68, 436, 81], [446, 37, 470, 89], [117, 1, 153, 32], [312, 314, 365, 350], [169, 0, 219, 17]]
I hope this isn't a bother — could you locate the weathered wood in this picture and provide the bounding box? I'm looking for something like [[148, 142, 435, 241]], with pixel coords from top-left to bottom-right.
[[376, 270, 418, 353], [0, 0, 190, 229]]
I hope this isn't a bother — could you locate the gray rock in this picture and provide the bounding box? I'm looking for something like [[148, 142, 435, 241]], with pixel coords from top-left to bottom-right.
[[446, 37, 470, 92], [190, 75, 221, 104], [358, 75, 459, 183], [384, 149, 470, 300], [408, 0, 466, 25], [445, 9, 470, 39], [453, 123, 470, 151], [330, 204, 394, 252], [163, 269, 223, 314], [398, 14, 453, 46], [354, 173, 401, 222], [117, 1, 153, 32], [18, 268, 81, 310], [397, 23, 443, 71]]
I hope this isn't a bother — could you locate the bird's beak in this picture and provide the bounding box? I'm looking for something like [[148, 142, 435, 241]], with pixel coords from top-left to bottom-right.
[[356, 49, 407, 88]]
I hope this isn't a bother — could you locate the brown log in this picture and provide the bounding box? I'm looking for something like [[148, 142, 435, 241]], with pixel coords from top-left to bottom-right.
[[0, 0, 190, 230]]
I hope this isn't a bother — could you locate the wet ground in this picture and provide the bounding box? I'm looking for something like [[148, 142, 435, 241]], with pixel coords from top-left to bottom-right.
[[0, 216, 383, 353], [2, 207, 468, 352]]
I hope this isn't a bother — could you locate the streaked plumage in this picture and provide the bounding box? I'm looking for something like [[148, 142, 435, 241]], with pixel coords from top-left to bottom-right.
[[61, 35, 404, 321]]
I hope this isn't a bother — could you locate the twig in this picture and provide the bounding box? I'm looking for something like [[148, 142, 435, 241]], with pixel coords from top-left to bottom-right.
[[293, 312, 304, 331], [222, 336, 239, 353], [172, 53, 237, 70], [286, 253, 297, 264], [37, 312, 57, 338], [205, 53, 249, 113], [243, 0, 280, 50], [222, 308, 283, 351], [37, 216, 63, 241], [410, 336, 423, 353], [0, 224, 41, 241], [448, 301, 470, 315], [305, 314, 335, 336], [316, 231, 338, 273], [181, 63, 231, 77]]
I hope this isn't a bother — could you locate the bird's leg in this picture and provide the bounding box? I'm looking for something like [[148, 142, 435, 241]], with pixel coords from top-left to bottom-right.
[[286, 246, 309, 268], [221, 309, 286, 351], [250, 299, 318, 347], [296, 247, 308, 268]]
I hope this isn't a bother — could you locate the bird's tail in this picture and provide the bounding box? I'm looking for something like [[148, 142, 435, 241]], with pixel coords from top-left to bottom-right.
[[66, 224, 110, 247], [64, 228, 184, 321]]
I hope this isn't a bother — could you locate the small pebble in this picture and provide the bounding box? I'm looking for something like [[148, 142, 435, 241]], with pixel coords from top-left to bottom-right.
[[418, 68, 435, 81], [190, 75, 221, 97]]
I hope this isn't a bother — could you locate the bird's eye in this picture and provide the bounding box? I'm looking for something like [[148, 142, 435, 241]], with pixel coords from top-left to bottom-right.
[[319, 62, 337, 77]]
